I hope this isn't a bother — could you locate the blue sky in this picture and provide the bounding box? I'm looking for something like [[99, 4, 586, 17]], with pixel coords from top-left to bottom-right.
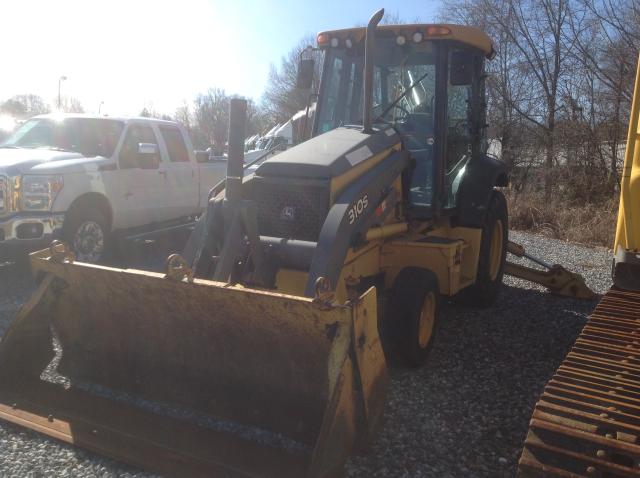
[[0, 0, 442, 116]]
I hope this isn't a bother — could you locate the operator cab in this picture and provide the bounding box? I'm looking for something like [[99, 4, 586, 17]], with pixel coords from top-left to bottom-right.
[[311, 24, 493, 216]]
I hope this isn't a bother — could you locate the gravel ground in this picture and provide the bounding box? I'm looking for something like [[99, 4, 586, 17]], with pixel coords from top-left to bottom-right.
[[0, 230, 611, 477]]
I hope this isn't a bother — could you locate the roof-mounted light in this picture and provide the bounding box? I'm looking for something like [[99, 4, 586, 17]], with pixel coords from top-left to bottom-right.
[[396, 35, 406, 46], [426, 26, 452, 36], [412, 31, 423, 43], [330, 37, 339, 47], [317, 33, 329, 46]]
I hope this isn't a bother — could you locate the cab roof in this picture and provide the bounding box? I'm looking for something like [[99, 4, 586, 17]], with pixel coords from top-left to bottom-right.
[[317, 24, 495, 59]]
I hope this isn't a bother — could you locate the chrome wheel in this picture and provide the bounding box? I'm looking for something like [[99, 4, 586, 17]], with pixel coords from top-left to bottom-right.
[[73, 220, 105, 263]]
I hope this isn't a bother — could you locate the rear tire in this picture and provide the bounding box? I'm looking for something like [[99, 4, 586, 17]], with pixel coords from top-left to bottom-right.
[[456, 190, 508, 307], [389, 267, 440, 367], [63, 207, 112, 264]]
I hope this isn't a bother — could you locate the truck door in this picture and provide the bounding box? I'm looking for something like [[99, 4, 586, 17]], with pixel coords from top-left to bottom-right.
[[156, 124, 199, 220], [113, 123, 165, 228]]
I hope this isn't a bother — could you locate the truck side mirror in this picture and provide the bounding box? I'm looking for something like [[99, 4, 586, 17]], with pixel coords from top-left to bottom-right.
[[138, 143, 158, 155], [450, 50, 474, 86], [195, 151, 210, 163], [137, 143, 159, 169], [296, 59, 315, 89]]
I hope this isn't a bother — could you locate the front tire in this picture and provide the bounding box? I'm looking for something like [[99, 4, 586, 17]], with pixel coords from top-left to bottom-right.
[[389, 267, 440, 367], [63, 207, 112, 263], [456, 189, 508, 307]]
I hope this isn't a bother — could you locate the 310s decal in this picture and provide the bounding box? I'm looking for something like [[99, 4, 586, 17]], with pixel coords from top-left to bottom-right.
[[348, 194, 369, 224]]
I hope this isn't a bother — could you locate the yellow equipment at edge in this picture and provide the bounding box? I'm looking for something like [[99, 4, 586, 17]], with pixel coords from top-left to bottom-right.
[[517, 54, 640, 477]]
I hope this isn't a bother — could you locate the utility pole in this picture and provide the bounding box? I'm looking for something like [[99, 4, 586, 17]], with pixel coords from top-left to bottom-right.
[[58, 75, 67, 110]]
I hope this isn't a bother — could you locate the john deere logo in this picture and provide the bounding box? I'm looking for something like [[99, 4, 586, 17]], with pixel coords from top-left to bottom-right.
[[280, 206, 295, 221]]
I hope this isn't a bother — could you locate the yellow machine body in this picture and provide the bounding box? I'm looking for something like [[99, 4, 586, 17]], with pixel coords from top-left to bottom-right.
[[614, 54, 640, 290]]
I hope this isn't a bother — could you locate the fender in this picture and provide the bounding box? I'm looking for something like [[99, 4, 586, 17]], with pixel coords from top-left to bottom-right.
[[455, 154, 508, 227], [304, 150, 410, 297]]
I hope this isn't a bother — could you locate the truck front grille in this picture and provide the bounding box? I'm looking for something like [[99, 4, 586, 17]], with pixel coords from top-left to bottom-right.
[[255, 180, 329, 242]]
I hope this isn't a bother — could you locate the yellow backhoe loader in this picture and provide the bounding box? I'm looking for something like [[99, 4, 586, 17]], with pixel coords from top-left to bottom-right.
[[0, 9, 592, 477], [518, 55, 640, 477]]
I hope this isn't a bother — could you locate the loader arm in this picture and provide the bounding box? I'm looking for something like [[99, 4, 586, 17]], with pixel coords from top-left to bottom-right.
[[504, 240, 595, 300]]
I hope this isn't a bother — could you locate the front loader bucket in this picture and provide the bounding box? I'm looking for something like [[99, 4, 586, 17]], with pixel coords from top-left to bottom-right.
[[0, 248, 388, 477]]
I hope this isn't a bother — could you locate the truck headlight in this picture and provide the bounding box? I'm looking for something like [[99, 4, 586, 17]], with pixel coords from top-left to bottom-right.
[[21, 175, 64, 211]]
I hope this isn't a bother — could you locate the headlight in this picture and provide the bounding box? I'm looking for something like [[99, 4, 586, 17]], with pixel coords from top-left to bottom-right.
[[21, 175, 64, 211]]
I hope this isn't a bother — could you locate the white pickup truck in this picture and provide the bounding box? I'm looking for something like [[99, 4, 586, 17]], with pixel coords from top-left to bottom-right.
[[0, 114, 227, 262]]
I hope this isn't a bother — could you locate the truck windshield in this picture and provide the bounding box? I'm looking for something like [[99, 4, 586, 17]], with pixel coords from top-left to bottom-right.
[[316, 38, 437, 140], [1, 118, 124, 157]]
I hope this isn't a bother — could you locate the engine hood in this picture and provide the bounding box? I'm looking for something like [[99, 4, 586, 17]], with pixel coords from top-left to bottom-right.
[[255, 126, 400, 180], [0, 148, 94, 175]]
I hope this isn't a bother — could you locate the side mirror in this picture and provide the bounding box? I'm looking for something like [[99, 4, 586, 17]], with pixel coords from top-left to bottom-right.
[[450, 50, 474, 86], [137, 143, 159, 169], [138, 143, 158, 155], [296, 59, 315, 89], [195, 151, 209, 163]]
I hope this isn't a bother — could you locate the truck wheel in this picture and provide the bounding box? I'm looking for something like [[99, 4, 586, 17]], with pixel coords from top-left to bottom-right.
[[457, 190, 508, 307], [390, 267, 440, 367], [63, 207, 112, 263]]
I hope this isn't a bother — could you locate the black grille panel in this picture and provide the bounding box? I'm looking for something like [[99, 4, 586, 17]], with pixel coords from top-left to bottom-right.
[[255, 181, 329, 242]]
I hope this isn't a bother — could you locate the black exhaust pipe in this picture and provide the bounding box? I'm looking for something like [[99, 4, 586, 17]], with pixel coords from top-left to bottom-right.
[[362, 8, 384, 134], [226, 97, 247, 202]]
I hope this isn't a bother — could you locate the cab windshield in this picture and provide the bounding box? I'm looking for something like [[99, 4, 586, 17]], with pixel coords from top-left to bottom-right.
[[316, 38, 439, 207], [1, 117, 124, 157], [317, 38, 436, 139]]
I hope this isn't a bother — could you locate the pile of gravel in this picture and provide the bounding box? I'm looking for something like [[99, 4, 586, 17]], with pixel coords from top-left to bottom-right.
[[0, 231, 611, 477]]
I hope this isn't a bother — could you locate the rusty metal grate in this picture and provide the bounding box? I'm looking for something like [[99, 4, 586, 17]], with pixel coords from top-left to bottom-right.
[[518, 288, 640, 477]]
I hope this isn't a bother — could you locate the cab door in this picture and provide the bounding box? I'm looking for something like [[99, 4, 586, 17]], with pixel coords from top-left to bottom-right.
[[112, 123, 165, 228], [443, 49, 483, 209], [156, 124, 199, 220]]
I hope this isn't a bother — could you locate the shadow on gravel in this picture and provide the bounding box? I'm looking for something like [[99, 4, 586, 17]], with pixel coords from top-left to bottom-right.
[[346, 284, 599, 478]]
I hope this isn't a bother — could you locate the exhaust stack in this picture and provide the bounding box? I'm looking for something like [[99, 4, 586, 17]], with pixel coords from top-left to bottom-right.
[[362, 8, 384, 134], [225, 97, 247, 201]]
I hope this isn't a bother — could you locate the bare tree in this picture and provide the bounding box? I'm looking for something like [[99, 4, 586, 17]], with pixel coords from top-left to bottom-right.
[[261, 35, 321, 124], [0, 94, 50, 118], [61, 96, 85, 113], [568, 0, 640, 189], [193, 88, 230, 155]]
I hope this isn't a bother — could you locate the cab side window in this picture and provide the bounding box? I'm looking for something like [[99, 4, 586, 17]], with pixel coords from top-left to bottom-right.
[[159, 125, 189, 162], [444, 49, 481, 208], [119, 124, 160, 169]]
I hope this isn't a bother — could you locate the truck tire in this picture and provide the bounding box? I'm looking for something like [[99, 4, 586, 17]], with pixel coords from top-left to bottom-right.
[[63, 207, 112, 264], [389, 267, 440, 367], [456, 189, 508, 307]]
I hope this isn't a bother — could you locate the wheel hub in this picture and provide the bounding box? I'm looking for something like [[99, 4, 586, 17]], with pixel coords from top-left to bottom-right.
[[73, 220, 104, 262], [418, 292, 436, 349], [488, 219, 504, 281]]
